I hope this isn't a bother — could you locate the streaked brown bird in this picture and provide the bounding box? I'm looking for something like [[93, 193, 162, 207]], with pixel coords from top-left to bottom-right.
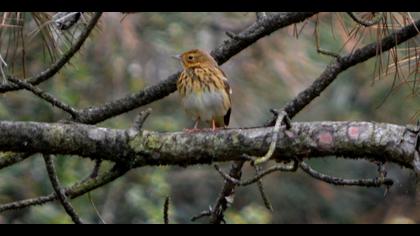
[[175, 49, 232, 131]]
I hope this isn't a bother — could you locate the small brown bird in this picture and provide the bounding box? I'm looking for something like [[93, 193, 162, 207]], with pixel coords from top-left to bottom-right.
[[175, 49, 232, 131]]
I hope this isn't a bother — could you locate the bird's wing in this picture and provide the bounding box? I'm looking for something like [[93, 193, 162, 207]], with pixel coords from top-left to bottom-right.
[[222, 78, 232, 126]]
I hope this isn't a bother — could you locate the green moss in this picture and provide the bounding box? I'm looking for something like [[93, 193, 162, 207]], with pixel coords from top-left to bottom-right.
[[129, 131, 163, 153], [145, 134, 163, 150], [231, 133, 240, 145], [46, 125, 67, 148], [129, 131, 145, 153]]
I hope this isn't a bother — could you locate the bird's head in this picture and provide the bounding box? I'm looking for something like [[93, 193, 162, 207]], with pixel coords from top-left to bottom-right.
[[173, 49, 218, 69]]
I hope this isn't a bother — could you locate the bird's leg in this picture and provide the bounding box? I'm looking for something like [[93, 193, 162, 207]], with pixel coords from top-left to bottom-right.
[[184, 118, 200, 133], [212, 119, 216, 131]]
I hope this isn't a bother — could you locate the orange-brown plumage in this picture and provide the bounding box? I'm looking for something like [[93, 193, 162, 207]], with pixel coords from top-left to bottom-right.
[[176, 49, 232, 130]]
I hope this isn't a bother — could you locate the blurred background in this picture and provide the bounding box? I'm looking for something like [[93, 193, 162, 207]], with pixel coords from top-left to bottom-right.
[[0, 12, 419, 223]]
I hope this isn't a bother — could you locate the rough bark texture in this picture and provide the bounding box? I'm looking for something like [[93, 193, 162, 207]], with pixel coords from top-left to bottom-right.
[[0, 121, 417, 169]]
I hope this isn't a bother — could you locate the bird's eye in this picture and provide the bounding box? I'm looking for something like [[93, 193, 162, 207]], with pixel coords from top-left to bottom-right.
[[188, 55, 193, 60]]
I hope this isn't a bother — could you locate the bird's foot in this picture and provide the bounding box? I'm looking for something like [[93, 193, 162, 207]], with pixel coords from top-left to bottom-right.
[[183, 128, 200, 133]]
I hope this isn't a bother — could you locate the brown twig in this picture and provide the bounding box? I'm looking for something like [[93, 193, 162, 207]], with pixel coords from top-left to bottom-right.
[[214, 161, 298, 186], [299, 161, 394, 187], [43, 154, 84, 224], [314, 15, 340, 58], [191, 210, 212, 222], [0, 163, 129, 213], [163, 196, 170, 224], [90, 159, 102, 178], [347, 12, 384, 27], [7, 77, 79, 119], [253, 164, 273, 211]]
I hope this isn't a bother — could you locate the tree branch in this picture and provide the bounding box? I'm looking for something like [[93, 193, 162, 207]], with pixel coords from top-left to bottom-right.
[[0, 12, 102, 93], [267, 18, 420, 125], [299, 161, 394, 187], [163, 196, 170, 224], [209, 161, 244, 224], [43, 154, 84, 224], [346, 12, 384, 27], [0, 121, 417, 215], [73, 12, 317, 124], [214, 161, 297, 186], [0, 163, 129, 213], [0, 120, 416, 169], [0, 152, 31, 169], [7, 77, 80, 119]]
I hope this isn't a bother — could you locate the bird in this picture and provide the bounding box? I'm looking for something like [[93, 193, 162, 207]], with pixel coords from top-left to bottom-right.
[[175, 49, 232, 131]]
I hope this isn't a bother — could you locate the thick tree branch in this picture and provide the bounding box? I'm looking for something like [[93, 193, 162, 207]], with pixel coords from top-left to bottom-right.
[[0, 121, 416, 169], [0, 12, 102, 93], [268, 18, 420, 125], [73, 12, 317, 124]]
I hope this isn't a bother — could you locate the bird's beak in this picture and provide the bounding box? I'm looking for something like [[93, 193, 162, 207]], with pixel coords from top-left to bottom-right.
[[171, 54, 181, 60]]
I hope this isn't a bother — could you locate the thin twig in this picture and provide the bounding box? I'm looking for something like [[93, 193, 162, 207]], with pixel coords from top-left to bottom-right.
[[347, 12, 384, 27], [7, 77, 79, 119], [90, 159, 102, 178], [163, 196, 170, 224], [0, 53, 8, 82], [375, 161, 390, 196], [214, 161, 297, 186], [191, 210, 211, 222], [88, 192, 106, 224], [253, 165, 273, 211], [43, 154, 84, 224], [0, 163, 129, 213], [299, 161, 394, 187], [314, 14, 340, 58]]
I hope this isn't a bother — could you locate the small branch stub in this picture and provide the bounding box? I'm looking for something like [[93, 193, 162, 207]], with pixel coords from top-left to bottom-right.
[[132, 108, 152, 131]]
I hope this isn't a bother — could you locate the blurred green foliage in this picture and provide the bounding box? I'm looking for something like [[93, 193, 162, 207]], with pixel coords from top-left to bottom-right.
[[0, 12, 419, 224]]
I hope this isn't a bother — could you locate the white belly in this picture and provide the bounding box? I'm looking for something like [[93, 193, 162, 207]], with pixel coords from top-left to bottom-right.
[[182, 90, 228, 121]]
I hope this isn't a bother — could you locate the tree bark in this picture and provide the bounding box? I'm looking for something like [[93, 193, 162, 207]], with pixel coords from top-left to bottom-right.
[[0, 121, 417, 169]]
